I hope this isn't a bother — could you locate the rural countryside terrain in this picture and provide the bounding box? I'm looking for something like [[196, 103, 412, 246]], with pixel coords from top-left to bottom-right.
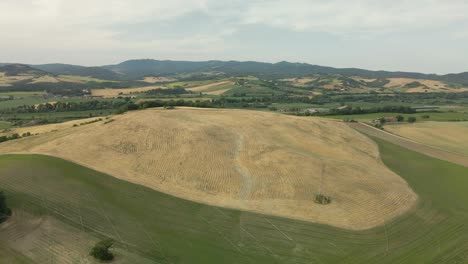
[[1, 60, 468, 263]]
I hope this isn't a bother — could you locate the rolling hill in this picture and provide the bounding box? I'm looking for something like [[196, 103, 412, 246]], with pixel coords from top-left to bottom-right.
[[0, 60, 464, 83], [102, 59, 468, 83], [32, 63, 121, 80], [0, 108, 416, 230]]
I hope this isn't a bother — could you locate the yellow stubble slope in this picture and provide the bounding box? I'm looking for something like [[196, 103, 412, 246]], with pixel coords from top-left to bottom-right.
[[0, 108, 417, 230]]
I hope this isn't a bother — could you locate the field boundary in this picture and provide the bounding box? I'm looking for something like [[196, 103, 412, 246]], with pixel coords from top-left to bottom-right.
[[348, 122, 468, 167]]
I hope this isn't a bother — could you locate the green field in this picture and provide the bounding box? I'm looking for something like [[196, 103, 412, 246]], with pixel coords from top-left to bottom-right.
[[0, 121, 12, 130], [325, 111, 468, 122], [1, 137, 468, 263], [0, 110, 114, 123], [165, 80, 216, 88], [0, 93, 50, 110]]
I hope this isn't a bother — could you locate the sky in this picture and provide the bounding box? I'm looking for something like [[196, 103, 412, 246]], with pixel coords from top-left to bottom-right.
[[1, 0, 467, 74]]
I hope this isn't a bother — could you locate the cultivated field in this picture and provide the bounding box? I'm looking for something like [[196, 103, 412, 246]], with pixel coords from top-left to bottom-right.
[[0, 108, 416, 230], [186, 81, 233, 93], [1, 138, 468, 263], [384, 78, 468, 92], [0, 117, 103, 137], [142, 76, 175, 83], [385, 121, 468, 156], [0, 74, 33, 87], [349, 122, 468, 167], [91, 86, 165, 98]]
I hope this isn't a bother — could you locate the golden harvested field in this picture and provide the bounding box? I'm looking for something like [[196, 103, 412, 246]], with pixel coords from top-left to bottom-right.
[[0, 74, 33, 87], [0, 108, 417, 230], [30, 75, 60, 83], [204, 88, 231, 95], [0, 117, 102, 137], [56, 75, 116, 83], [351, 77, 377, 83], [282, 77, 316, 86], [385, 121, 468, 156], [91, 86, 165, 98], [142, 76, 175, 83], [384, 78, 468, 92], [186, 81, 232, 92]]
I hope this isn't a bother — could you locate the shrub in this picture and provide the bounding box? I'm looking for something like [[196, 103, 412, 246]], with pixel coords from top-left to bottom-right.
[[0, 191, 12, 223], [90, 239, 114, 261], [407, 116, 417, 123], [315, 194, 332, 205]]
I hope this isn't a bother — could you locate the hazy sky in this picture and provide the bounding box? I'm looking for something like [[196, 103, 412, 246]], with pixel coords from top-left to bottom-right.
[[1, 0, 467, 73]]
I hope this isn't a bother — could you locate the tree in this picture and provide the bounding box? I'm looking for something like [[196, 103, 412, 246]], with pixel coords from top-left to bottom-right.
[[90, 239, 115, 261], [407, 116, 417, 123], [315, 194, 332, 205], [396, 115, 404, 122], [0, 191, 12, 223]]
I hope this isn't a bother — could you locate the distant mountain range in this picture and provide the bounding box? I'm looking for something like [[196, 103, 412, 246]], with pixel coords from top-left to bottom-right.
[[1, 60, 467, 84]]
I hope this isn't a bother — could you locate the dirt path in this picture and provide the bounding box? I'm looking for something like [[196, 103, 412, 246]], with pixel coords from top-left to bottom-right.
[[348, 122, 468, 168], [234, 135, 254, 200]]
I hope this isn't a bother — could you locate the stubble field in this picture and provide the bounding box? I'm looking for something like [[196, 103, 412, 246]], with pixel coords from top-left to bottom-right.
[[0, 108, 416, 230]]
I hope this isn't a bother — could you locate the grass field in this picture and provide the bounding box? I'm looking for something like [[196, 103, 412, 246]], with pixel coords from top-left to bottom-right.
[[1, 136, 468, 263], [0, 121, 13, 130], [0, 93, 49, 110], [91, 86, 165, 98], [165, 80, 218, 89], [325, 111, 468, 122], [385, 121, 468, 156], [186, 81, 233, 93], [0, 93, 120, 110], [0, 108, 416, 230], [348, 122, 468, 168], [0, 110, 114, 123]]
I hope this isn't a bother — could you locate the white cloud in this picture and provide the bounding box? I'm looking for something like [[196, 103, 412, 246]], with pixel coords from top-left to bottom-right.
[[0, 0, 467, 72], [241, 0, 468, 34]]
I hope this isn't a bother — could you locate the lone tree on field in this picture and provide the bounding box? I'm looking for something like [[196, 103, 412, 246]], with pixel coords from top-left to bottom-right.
[[0, 191, 12, 223], [315, 163, 332, 205], [90, 239, 115, 262], [396, 115, 404, 122]]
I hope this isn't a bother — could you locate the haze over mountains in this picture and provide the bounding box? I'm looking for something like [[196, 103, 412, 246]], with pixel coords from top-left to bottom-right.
[[1, 59, 467, 84]]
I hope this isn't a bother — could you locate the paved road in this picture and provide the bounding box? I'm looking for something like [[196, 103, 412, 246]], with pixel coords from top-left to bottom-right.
[[348, 122, 468, 168]]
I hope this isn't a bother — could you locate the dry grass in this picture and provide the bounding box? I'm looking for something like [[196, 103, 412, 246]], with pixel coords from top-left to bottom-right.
[[186, 81, 232, 92], [30, 75, 60, 83], [384, 78, 468, 92], [0, 117, 102, 137], [0, 211, 96, 263], [385, 121, 468, 156], [283, 77, 316, 86], [91, 86, 165, 98], [204, 88, 231, 95], [351, 77, 377, 83], [142, 76, 175, 83], [0, 108, 417, 230], [0, 74, 34, 87], [349, 122, 468, 167]]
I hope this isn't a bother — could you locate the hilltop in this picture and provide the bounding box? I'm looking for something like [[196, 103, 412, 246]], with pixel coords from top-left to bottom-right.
[[0, 108, 417, 230]]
